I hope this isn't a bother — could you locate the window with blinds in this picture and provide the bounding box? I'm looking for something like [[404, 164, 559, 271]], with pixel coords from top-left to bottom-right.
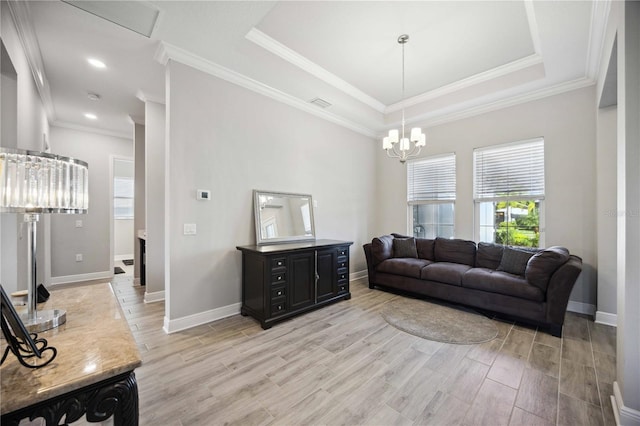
[[407, 154, 456, 239], [114, 177, 134, 219], [407, 154, 456, 202], [474, 138, 544, 200], [473, 138, 544, 247]]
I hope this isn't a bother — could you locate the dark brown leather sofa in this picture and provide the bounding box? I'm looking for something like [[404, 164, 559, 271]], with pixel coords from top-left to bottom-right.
[[363, 235, 583, 337]]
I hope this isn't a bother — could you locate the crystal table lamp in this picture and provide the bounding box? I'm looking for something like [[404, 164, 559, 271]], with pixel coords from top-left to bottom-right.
[[0, 147, 88, 332]]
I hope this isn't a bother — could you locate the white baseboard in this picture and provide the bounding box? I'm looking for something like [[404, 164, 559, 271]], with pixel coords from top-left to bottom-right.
[[163, 302, 241, 334], [50, 271, 112, 285], [114, 254, 134, 261], [595, 311, 618, 327], [613, 381, 640, 426], [144, 290, 165, 304], [566, 300, 596, 316], [350, 269, 368, 281]]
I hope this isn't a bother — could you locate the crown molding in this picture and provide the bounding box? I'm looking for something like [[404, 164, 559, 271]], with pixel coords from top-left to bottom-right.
[[6, 0, 56, 121], [128, 115, 145, 125], [245, 27, 386, 113], [585, 0, 611, 81], [155, 42, 378, 138], [386, 53, 544, 113], [136, 89, 165, 105], [403, 77, 596, 131], [52, 120, 131, 140], [524, 0, 543, 55]]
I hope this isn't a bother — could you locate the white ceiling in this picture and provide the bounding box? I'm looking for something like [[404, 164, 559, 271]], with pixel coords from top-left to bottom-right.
[[19, 1, 606, 139]]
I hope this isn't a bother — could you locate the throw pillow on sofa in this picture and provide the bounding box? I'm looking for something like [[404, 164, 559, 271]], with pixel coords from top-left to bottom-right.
[[497, 247, 535, 276], [393, 238, 418, 258], [476, 242, 504, 269]]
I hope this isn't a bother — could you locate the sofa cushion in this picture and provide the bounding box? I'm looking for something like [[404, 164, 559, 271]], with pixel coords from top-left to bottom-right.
[[434, 238, 477, 266], [371, 235, 394, 266], [393, 237, 418, 258], [416, 238, 435, 261], [497, 247, 536, 276], [377, 258, 433, 279], [476, 242, 504, 270], [462, 268, 544, 302], [421, 262, 472, 286], [526, 246, 570, 291]]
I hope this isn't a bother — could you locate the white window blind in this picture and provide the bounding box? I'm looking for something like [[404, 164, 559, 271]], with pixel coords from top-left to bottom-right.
[[407, 153, 456, 202], [474, 138, 544, 200]]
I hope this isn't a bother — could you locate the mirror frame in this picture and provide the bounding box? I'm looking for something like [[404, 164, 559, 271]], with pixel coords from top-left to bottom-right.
[[253, 190, 316, 245]]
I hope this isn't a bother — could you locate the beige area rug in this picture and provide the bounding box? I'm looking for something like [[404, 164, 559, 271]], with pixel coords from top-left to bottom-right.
[[381, 297, 498, 344]]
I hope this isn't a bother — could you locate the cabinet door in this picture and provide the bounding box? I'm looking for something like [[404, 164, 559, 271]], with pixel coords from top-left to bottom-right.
[[288, 251, 315, 311], [316, 249, 337, 303]]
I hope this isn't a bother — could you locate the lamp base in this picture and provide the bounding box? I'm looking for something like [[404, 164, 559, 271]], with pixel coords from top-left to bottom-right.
[[21, 309, 67, 333]]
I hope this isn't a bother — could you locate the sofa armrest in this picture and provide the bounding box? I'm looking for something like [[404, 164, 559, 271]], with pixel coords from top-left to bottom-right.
[[545, 255, 583, 327], [363, 243, 377, 289]]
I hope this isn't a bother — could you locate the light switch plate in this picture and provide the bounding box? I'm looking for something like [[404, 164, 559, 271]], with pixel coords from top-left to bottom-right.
[[75, 219, 83, 228], [183, 224, 197, 235]]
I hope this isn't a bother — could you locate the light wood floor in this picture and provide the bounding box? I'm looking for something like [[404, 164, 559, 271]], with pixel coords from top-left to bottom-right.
[[108, 272, 616, 426]]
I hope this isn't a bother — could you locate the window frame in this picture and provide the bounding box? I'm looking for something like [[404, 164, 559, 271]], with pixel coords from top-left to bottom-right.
[[473, 138, 545, 247], [406, 153, 456, 239]]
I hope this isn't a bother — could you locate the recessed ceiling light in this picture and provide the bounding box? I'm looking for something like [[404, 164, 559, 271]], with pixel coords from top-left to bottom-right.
[[87, 58, 106, 69], [84, 113, 97, 120]]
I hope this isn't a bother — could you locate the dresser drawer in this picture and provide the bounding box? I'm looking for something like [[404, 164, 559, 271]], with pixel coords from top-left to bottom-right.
[[337, 258, 348, 269], [271, 272, 286, 284], [337, 247, 349, 257], [271, 257, 287, 270], [271, 286, 286, 300], [271, 301, 287, 316], [337, 269, 348, 282], [338, 283, 348, 294]]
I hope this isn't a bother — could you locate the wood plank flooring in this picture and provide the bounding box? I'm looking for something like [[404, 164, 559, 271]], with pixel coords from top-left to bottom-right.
[[91, 273, 617, 425]]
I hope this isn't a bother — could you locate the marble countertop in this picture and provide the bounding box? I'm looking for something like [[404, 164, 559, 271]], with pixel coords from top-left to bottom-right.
[[1, 283, 142, 414]]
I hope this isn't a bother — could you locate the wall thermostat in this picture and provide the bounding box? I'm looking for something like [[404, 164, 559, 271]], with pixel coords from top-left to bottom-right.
[[197, 189, 211, 200]]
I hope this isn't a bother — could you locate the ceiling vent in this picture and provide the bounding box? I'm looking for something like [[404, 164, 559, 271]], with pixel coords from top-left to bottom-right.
[[309, 98, 332, 109]]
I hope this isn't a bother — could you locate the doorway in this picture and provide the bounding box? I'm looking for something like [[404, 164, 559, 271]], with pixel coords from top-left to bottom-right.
[[112, 157, 134, 276]]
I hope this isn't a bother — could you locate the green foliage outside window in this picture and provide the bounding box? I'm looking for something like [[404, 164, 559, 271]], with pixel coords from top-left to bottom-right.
[[494, 201, 539, 247]]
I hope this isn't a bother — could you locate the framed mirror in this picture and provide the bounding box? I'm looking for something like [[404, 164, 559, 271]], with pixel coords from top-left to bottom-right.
[[254, 190, 316, 245]]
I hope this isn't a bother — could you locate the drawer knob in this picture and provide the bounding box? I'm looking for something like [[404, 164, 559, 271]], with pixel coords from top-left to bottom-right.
[[277, 291, 282, 296]]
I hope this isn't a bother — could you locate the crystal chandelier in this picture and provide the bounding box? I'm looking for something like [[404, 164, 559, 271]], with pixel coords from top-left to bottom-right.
[[383, 34, 426, 163]]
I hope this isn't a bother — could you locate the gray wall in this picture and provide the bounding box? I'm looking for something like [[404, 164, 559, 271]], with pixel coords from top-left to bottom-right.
[[133, 123, 145, 282], [1, 2, 49, 295], [50, 126, 132, 282], [375, 86, 598, 310], [165, 60, 377, 322], [144, 101, 166, 300], [617, 0, 640, 419], [596, 106, 617, 318]]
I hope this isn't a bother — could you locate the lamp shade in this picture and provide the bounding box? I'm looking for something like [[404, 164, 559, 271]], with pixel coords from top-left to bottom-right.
[[0, 148, 88, 214]]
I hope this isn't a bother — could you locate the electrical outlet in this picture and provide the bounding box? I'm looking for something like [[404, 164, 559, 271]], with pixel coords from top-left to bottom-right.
[[76, 254, 83, 262]]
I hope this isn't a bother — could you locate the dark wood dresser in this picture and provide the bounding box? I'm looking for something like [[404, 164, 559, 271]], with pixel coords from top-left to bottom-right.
[[236, 239, 353, 329]]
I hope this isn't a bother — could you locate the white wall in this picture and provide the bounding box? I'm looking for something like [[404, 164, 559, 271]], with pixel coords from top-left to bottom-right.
[[114, 219, 134, 258], [375, 86, 598, 308], [49, 126, 132, 283], [164, 60, 377, 326], [145, 101, 166, 301]]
